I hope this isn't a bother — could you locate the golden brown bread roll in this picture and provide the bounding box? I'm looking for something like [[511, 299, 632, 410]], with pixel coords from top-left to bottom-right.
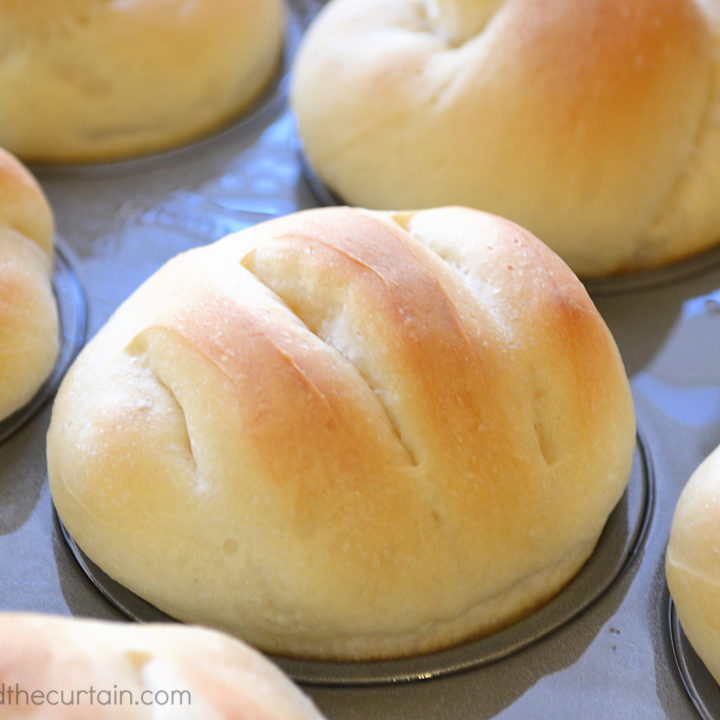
[[291, 0, 720, 277], [0, 0, 284, 162], [47, 206, 636, 660], [666, 445, 720, 683], [0, 148, 59, 422], [0, 613, 325, 719]]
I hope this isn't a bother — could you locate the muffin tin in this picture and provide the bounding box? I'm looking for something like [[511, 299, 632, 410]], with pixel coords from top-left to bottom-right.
[[1, 1, 718, 717]]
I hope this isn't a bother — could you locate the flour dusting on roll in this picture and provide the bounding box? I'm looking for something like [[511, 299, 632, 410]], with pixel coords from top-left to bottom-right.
[[0, 613, 325, 719], [48, 206, 635, 660], [0, 148, 58, 422], [0, 0, 285, 162], [291, 0, 720, 276], [666, 444, 720, 683]]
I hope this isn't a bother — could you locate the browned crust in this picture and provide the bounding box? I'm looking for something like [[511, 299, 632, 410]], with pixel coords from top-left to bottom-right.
[[291, 0, 718, 275], [48, 206, 635, 659]]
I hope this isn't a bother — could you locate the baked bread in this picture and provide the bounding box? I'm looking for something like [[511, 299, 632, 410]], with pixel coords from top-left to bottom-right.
[[47, 206, 636, 660], [0, 148, 59, 422], [0, 613, 325, 719], [291, 0, 720, 277], [0, 0, 285, 162], [666, 444, 720, 683]]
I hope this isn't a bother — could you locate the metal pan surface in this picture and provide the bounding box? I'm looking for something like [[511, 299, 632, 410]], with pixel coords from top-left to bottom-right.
[[0, 1, 718, 717]]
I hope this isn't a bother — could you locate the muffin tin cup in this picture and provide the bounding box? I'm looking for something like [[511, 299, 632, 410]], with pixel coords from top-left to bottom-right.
[[57, 431, 653, 686], [0, 0, 716, 715], [669, 597, 720, 720], [0, 238, 88, 444]]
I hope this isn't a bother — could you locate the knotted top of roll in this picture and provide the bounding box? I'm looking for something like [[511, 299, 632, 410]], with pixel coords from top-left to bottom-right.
[[291, 0, 720, 276]]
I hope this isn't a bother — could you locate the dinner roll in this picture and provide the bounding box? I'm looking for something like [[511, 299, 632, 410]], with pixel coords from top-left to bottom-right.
[[0, 149, 59, 422], [291, 0, 720, 277], [666, 444, 720, 683], [47, 206, 636, 660], [0, 0, 285, 162], [0, 613, 325, 719]]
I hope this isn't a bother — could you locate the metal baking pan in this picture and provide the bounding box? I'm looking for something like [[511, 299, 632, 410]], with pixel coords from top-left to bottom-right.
[[1, 1, 719, 717]]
